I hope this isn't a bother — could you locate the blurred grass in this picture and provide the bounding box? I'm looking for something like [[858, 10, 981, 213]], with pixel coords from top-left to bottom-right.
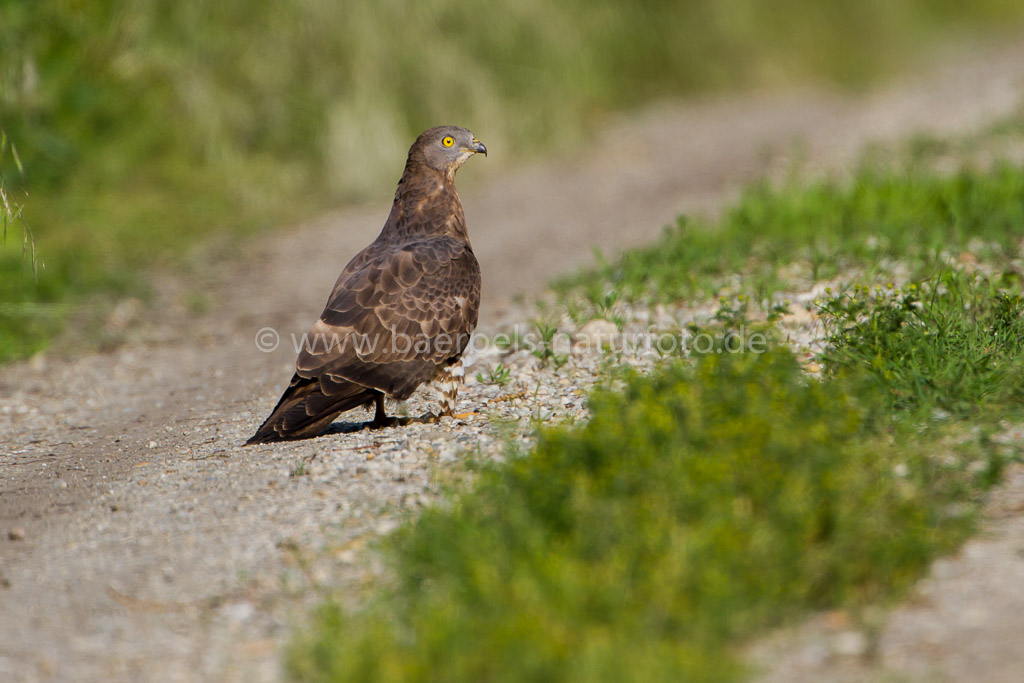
[[3, 0, 1024, 363]]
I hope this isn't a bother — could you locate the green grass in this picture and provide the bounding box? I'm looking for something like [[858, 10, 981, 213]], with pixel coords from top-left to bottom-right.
[[4, 2, 1024, 363], [819, 270, 1024, 417], [0, 129, 50, 358], [557, 159, 1024, 307]]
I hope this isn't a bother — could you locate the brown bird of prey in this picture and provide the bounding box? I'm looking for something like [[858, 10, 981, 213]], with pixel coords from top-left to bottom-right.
[[247, 126, 486, 444]]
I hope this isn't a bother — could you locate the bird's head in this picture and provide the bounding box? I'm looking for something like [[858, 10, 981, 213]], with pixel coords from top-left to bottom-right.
[[410, 126, 487, 174]]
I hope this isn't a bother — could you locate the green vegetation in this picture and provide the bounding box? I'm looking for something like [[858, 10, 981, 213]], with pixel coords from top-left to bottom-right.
[[558, 160, 1024, 306], [476, 363, 512, 387], [0, 130, 27, 251], [0, 128, 47, 358], [290, 349, 1011, 682], [4, 1, 1024, 363], [819, 271, 1024, 417], [531, 320, 570, 369]]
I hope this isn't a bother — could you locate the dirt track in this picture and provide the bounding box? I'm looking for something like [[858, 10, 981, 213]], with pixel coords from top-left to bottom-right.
[[2, 38, 1024, 682]]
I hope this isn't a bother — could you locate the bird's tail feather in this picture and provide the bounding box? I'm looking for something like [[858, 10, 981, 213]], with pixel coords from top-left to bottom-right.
[[246, 374, 375, 444]]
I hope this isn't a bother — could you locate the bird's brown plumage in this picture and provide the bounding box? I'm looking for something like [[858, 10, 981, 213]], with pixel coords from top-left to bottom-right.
[[247, 126, 485, 444]]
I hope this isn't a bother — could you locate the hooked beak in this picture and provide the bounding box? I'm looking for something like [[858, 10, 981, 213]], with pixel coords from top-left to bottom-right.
[[470, 138, 487, 157]]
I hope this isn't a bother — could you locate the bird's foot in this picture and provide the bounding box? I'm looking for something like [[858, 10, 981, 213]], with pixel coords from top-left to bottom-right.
[[363, 415, 405, 430], [415, 410, 476, 423]]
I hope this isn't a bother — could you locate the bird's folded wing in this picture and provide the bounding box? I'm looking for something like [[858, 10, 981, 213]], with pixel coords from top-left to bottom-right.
[[296, 237, 480, 400]]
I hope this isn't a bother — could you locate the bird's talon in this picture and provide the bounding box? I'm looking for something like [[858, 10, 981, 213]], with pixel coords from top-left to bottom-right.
[[364, 416, 402, 430]]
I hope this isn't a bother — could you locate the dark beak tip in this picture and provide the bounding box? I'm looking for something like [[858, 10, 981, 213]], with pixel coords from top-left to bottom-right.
[[476, 142, 488, 157]]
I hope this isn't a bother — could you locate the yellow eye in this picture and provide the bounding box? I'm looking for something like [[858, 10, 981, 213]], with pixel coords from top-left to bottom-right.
[[442, 136, 455, 147]]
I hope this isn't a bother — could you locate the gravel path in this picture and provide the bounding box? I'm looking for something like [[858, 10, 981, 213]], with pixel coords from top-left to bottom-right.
[[2, 38, 1024, 683]]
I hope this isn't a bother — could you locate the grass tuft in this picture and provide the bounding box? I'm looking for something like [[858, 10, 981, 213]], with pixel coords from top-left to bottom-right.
[[819, 270, 1024, 417]]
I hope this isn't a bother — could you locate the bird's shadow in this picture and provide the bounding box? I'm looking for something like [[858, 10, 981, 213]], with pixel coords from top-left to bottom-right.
[[322, 412, 440, 436]]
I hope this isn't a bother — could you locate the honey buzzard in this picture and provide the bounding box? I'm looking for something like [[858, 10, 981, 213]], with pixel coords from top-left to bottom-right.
[[247, 126, 486, 444]]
